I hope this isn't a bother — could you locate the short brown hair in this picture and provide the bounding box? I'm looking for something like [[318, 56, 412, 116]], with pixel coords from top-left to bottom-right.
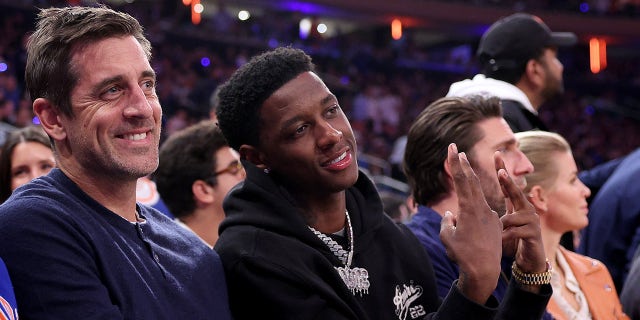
[[403, 95, 502, 206], [25, 6, 151, 118]]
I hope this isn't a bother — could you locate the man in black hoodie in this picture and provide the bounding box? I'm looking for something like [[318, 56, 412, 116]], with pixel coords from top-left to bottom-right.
[[214, 46, 551, 320]]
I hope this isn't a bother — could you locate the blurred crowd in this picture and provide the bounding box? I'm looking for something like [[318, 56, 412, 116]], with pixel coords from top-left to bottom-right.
[[443, 0, 640, 17], [0, 1, 638, 178]]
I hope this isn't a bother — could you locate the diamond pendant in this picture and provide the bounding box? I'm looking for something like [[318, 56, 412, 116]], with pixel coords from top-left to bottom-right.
[[335, 265, 370, 296]]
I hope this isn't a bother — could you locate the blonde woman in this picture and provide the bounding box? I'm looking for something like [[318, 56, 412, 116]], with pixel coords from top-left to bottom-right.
[[517, 131, 629, 320]]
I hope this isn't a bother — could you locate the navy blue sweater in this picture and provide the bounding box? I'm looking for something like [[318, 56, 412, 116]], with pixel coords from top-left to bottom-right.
[[0, 169, 232, 319]]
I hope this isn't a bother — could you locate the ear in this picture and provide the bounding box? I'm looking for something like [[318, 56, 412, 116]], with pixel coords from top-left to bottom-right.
[[442, 156, 456, 190], [527, 185, 548, 213], [239, 144, 270, 170], [33, 98, 67, 141], [192, 180, 215, 206], [443, 157, 452, 179], [524, 59, 545, 89]]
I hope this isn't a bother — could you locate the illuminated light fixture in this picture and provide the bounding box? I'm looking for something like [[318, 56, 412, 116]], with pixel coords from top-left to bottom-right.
[[316, 23, 327, 34], [191, 0, 202, 25], [299, 18, 312, 39], [391, 19, 402, 40], [183, 0, 191, 5], [589, 37, 607, 74], [238, 10, 250, 21]]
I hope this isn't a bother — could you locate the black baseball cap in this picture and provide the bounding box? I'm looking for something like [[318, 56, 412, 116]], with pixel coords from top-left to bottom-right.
[[477, 13, 577, 70]]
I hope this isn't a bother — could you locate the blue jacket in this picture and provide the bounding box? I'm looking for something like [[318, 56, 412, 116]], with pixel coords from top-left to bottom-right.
[[579, 147, 640, 293]]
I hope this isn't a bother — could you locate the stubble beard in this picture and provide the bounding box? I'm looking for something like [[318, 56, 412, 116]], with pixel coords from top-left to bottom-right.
[[540, 67, 564, 103]]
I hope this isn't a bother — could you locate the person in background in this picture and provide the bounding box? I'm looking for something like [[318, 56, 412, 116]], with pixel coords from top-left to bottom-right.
[[621, 243, 640, 319], [579, 147, 640, 293], [209, 86, 222, 122], [135, 174, 173, 218], [214, 46, 550, 319], [155, 120, 245, 247], [517, 130, 628, 319], [0, 6, 231, 319], [447, 12, 576, 132], [403, 95, 552, 319], [379, 190, 415, 223], [0, 125, 54, 203], [0, 257, 18, 320]]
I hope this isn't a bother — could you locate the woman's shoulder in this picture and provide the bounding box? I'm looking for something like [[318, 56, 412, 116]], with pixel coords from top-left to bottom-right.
[[561, 247, 608, 272]]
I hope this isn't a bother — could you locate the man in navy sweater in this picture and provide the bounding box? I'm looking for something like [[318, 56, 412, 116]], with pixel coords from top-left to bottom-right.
[[0, 6, 232, 319]]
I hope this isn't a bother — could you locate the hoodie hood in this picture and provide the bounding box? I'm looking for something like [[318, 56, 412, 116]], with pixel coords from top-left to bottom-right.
[[446, 74, 537, 114], [218, 160, 387, 249]]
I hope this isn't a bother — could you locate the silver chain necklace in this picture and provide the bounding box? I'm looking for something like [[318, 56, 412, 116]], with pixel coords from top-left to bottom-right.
[[308, 210, 370, 296]]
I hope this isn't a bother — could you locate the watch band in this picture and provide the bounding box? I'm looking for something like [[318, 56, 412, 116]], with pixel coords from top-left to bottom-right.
[[511, 260, 552, 285]]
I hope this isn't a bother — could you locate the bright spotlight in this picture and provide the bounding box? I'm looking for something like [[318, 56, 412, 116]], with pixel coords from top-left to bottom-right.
[[299, 18, 312, 39], [238, 10, 250, 21], [316, 23, 327, 34]]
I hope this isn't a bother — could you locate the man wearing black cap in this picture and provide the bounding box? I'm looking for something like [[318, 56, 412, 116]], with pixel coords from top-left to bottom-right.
[[447, 13, 576, 132]]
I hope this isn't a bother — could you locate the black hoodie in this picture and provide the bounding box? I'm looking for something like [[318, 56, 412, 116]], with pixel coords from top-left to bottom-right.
[[215, 162, 549, 320]]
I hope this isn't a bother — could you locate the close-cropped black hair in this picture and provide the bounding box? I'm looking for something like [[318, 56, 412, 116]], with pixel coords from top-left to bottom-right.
[[215, 47, 315, 151]]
